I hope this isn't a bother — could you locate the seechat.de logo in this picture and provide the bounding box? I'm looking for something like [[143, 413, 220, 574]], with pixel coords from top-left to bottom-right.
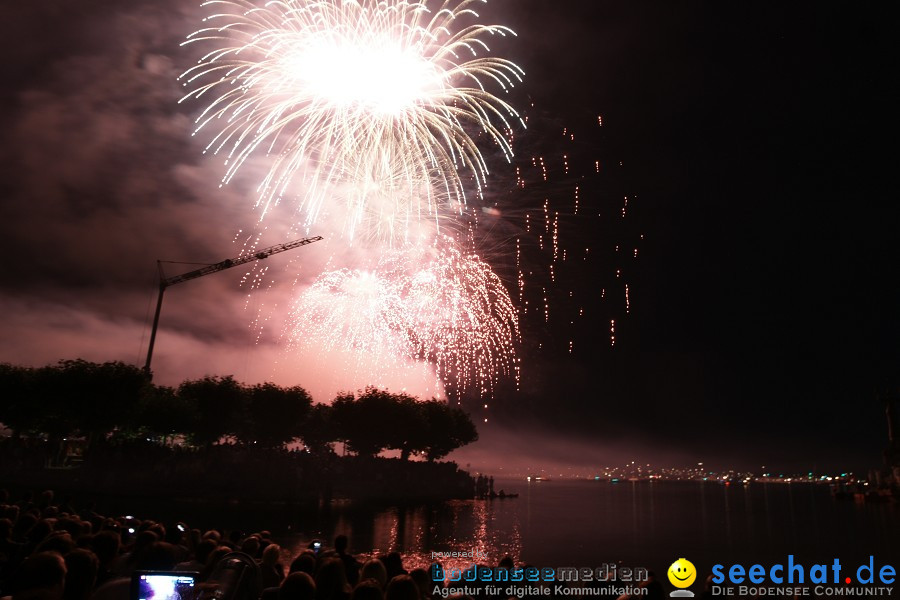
[[668, 558, 697, 598]]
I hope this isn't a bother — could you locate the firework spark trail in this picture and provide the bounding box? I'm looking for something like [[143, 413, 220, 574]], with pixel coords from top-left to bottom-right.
[[180, 0, 524, 244], [467, 106, 643, 357], [391, 241, 519, 397], [287, 237, 519, 398], [286, 267, 409, 364]]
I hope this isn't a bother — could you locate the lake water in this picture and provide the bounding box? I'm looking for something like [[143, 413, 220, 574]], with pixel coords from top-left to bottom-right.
[[100, 477, 899, 582], [276, 479, 900, 580]]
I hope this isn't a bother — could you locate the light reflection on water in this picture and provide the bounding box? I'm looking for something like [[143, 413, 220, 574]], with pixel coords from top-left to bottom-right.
[[283, 499, 524, 576], [278, 480, 899, 577]]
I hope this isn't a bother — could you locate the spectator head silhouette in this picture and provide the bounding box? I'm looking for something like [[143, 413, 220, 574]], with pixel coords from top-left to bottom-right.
[[63, 548, 99, 600], [408, 569, 429, 600], [262, 544, 282, 567], [280, 572, 316, 600], [359, 560, 387, 590], [315, 558, 350, 600], [12, 551, 67, 600], [385, 575, 419, 600], [381, 554, 405, 581], [289, 552, 317, 577], [334, 536, 348, 554], [350, 580, 382, 600]]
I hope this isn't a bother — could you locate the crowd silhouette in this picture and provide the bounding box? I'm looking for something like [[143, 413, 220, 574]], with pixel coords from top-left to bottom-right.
[[0, 489, 676, 600]]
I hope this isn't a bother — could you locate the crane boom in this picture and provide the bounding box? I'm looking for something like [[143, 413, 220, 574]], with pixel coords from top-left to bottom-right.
[[162, 236, 323, 287], [143, 235, 323, 375]]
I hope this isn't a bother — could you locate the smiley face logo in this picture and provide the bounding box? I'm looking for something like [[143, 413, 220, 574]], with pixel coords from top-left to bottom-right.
[[667, 558, 696, 588]]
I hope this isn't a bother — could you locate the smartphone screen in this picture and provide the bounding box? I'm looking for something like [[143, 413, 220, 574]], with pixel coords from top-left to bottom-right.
[[132, 572, 197, 600]]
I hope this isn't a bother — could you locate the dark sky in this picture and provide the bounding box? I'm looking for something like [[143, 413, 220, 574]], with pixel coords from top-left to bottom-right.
[[1, 1, 896, 472], [479, 1, 898, 472]]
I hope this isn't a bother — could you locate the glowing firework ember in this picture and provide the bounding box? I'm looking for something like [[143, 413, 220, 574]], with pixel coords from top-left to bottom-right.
[[287, 238, 519, 398], [287, 267, 409, 368], [180, 0, 524, 243], [397, 243, 519, 396]]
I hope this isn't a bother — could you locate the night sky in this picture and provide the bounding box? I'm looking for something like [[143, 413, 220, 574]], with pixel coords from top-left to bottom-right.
[[0, 1, 896, 473]]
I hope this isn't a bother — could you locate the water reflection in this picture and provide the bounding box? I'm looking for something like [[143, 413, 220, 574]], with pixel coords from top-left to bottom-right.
[[263, 480, 897, 575], [284, 498, 523, 574], [722, 484, 732, 549], [742, 483, 754, 546]]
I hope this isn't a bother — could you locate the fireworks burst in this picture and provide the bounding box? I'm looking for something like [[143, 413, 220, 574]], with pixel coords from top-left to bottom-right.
[[287, 237, 519, 398], [287, 267, 408, 363], [180, 0, 524, 244]]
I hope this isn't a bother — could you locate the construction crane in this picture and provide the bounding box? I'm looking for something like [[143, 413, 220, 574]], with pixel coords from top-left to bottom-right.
[[143, 235, 323, 375]]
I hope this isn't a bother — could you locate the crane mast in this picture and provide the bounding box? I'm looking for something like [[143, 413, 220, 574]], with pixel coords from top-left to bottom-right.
[[143, 235, 323, 375]]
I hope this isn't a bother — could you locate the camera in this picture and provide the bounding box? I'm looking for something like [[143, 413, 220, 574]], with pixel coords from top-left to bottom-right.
[[197, 552, 261, 600]]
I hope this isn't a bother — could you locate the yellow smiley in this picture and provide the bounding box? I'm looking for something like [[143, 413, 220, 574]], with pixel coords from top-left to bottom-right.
[[668, 558, 697, 588]]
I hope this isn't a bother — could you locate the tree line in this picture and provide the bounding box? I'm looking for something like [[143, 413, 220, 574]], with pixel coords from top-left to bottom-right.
[[0, 360, 478, 461]]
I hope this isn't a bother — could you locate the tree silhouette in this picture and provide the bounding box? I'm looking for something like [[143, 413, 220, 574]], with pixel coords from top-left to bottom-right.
[[0, 359, 479, 464], [133, 384, 198, 443], [0, 363, 38, 436], [55, 360, 149, 445], [328, 388, 478, 459], [330, 390, 387, 457], [384, 394, 426, 460], [29, 362, 84, 442], [300, 402, 337, 455], [243, 382, 312, 448], [177, 375, 246, 447], [418, 400, 479, 461]]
